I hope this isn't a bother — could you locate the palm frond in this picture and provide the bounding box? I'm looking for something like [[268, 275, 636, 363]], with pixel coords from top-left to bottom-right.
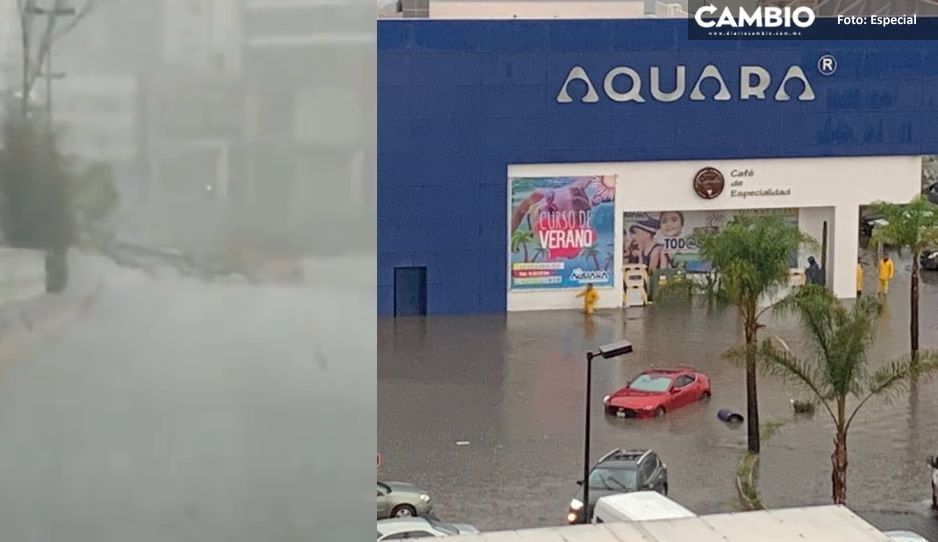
[[845, 351, 938, 430], [871, 196, 938, 252], [747, 338, 836, 422]]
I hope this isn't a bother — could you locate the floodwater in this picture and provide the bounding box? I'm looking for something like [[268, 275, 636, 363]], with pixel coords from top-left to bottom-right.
[[378, 259, 938, 535]]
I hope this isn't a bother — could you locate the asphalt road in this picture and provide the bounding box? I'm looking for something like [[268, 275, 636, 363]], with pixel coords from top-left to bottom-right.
[[0, 256, 375, 542]]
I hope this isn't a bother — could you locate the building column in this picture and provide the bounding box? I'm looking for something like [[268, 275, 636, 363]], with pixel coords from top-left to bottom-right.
[[832, 204, 860, 299]]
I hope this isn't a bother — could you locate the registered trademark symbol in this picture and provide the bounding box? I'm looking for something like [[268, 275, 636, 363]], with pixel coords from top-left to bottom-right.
[[817, 54, 837, 76]]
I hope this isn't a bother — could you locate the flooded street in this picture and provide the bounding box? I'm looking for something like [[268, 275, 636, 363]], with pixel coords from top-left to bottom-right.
[[379, 262, 938, 534]]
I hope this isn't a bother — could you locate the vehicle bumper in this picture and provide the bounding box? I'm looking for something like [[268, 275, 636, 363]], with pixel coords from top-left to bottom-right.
[[604, 405, 655, 418]]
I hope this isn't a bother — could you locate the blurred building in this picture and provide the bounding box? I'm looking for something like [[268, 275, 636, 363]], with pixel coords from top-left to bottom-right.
[[239, 0, 374, 253], [0, 1, 19, 96], [52, 73, 139, 167], [160, 0, 242, 75]]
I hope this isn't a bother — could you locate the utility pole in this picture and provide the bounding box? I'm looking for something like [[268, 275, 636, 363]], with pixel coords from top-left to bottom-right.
[[26, 2, 76, 131]]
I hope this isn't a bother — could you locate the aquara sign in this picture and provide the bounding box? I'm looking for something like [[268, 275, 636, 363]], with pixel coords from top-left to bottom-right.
[[557, 63, 816, 104]]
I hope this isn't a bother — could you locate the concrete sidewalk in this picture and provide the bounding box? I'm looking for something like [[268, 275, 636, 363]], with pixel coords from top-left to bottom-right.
[[0, 251, 108, 364]]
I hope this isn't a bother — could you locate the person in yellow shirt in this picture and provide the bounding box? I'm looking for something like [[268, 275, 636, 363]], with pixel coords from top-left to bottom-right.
[[856, 258, 864, 297], [576, 283, 599, 315], [877, 254, 894, 295]]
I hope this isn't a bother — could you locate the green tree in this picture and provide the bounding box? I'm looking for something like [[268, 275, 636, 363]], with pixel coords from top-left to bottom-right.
[[747, 285, 938, 504], [71, 161, 119, 244], [694, 215, 815, 454], [0, 116, 73, 250], [0, 116, 75, 291], [871, 196, 938, 362], [511, 228, 535, 263]]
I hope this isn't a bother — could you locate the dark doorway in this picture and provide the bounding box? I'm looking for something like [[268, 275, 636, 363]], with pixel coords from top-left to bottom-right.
[[394, 267, 427, 317]]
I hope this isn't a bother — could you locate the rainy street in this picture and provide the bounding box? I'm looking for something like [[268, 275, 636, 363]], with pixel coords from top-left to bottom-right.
[[0, 256, 373, 542], [379, 259, 938, 536]]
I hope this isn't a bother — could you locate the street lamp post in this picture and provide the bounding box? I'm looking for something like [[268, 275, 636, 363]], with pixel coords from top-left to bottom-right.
[[581, 340, 633, 523]]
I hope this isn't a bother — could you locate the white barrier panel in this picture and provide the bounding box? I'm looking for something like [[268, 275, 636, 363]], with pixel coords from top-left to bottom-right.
[[0, 248, 45, 305]]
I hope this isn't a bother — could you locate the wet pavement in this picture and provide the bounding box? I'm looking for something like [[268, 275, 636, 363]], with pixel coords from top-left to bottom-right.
[[0, 256, 374, 542], [379, 261, 938, 538]]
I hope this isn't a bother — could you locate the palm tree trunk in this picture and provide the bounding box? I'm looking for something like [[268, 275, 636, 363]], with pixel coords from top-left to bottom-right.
[[745, 301, 761, 454], [523, 243, 529, 263], [910, 253, 920, 364], [831, 428, 848, 504]]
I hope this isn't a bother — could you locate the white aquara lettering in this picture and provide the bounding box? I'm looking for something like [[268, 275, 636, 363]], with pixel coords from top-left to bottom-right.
[[556, 64, 815, 104]]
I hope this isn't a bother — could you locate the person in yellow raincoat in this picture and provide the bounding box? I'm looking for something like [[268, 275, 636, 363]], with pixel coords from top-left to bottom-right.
[[577, 284, 599, 315], [856, 258, 864, 297], [877, 254, 894, 295]]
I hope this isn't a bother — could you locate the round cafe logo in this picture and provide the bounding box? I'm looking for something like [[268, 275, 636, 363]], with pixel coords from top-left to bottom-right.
[[693, 167, 725, 200]]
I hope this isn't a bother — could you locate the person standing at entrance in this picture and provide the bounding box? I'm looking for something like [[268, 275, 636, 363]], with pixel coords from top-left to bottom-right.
[[805, 256, 823, 285], [577, 283, 599, 315], [856, 258, 864, 297], [878, 254, 895, 296]]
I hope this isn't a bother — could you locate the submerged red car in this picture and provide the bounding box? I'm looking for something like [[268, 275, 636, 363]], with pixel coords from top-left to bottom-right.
[[603, 368, 710, 419]]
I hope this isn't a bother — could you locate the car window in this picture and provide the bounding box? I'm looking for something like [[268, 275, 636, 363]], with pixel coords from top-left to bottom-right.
[[674, 375, 694, 388], [628, 374, 672, 393], [425, 518, 457, 535], [639, 458, 656, 483], [589, 467, 638, 490], [378, 482, 391, 496]]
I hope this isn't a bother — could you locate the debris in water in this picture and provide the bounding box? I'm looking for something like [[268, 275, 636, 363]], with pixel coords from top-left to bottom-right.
[[790, 398, 816, 414], [717, 409, 744, 424], [456, 441, 470, 446]]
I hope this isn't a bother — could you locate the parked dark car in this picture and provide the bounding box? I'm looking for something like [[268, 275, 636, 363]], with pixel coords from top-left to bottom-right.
[[566, 448, 668, 524], [920, 249, 938, 271]]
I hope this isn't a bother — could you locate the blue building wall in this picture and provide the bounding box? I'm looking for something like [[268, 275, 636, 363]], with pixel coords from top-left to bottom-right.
[[378, 19, 938, 315]]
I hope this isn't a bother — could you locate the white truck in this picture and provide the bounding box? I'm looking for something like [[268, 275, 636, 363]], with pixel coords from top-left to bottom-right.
[[591, 491, 695, 525]]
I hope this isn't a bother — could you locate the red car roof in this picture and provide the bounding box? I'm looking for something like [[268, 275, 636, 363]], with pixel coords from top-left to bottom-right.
[[641, 367, 699, 374]]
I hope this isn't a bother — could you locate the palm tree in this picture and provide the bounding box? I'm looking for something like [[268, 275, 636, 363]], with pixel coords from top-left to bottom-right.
[[694, 215, 815, 454], [871, 196, 938, 363], [579, 245, 602, 270], [531, 247, 547, 262], [511, 229, 535, 262], [603, 242, 615, 270], [746, 285, 938, 504]]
